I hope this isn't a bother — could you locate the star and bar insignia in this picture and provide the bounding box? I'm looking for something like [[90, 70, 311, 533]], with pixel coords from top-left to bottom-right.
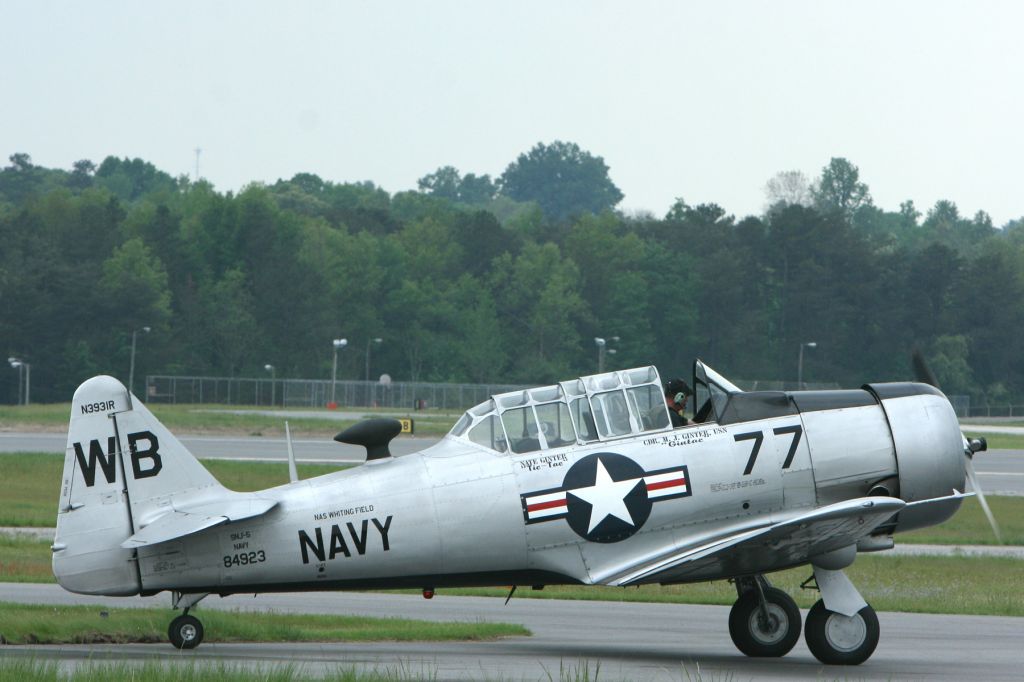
[[520, 452, 691, 543]]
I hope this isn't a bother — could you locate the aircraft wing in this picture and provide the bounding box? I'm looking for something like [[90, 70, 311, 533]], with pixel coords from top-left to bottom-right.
[[121, 497, 278, 549], [599, 497, 906, 587]]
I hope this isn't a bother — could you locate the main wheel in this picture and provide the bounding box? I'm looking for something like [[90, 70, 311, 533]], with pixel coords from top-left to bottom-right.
[[168, 614, 204, 649], [728, 586, 801, 657], [804, 599, 879, 665]]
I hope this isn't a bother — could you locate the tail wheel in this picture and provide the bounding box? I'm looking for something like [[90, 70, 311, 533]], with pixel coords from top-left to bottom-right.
[[168, 614, 204, 649], [804, 599, 879, 665], [728, 586, 801, 657]]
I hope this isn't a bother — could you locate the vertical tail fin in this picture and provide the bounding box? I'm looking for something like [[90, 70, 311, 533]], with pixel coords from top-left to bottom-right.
[[53, 375, 224, 595]]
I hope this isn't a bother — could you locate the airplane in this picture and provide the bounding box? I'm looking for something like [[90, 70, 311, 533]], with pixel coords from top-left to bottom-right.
[[51, 360, 992, 665]]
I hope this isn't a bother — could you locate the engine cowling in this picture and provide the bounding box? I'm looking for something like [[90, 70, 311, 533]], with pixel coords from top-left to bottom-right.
[[864, 382, 966, 532]]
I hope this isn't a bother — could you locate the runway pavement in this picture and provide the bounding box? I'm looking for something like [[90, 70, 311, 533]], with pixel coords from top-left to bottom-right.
[[1, 583, 1021, 681]]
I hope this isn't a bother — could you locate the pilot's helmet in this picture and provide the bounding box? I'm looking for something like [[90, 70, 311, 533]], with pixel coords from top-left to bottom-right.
[[665, 378, 692, 399]]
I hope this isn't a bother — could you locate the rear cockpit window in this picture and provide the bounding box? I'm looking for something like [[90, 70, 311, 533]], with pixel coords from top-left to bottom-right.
[[570, 397, 599, 442], [591, 390, 634, 438], [535, 402, 575, 448]]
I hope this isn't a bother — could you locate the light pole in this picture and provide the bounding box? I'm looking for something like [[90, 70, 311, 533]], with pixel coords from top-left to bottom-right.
[[365, 337, 383, 383], [331, 338, 348, 405], [264, 364, 275, 406], [798, 341, 817, 389], [129, 326, 151, 397], [8, 357, 28, 406], [594, 336, 620, 373]]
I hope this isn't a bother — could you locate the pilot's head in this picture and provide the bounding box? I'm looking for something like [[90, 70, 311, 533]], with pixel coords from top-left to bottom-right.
[[664, 378, 692, 409]]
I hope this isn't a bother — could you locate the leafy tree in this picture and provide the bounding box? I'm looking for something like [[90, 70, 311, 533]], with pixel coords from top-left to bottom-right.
[[490, 243, 589, 381], [201, 268, 258, 376], [95, 156, 177, 201], [417, 166, 461, 201], [68, 160, 96, 190], [499, 141, 623, 222], [457, 173, 497, 203], [928, 335, 974, 396], [99, 237, 173, 328], [812, 157, 871, 218], [418, 166, 496, 204]]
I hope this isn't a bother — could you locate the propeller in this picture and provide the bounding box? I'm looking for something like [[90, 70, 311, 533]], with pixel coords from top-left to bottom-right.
[[911, 348, 1003, 544]]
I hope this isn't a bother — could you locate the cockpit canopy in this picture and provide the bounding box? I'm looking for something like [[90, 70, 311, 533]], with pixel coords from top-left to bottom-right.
[[448, 360, 746, 455], [448, 366, 674, 455]]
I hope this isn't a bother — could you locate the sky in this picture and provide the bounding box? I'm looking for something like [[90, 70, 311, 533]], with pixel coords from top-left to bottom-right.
[[2, 1, 1022, 225]]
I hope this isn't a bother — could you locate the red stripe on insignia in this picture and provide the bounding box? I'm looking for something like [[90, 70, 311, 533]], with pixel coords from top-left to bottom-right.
[[646, 478, 686, 491], [528, 499, 568, 512]]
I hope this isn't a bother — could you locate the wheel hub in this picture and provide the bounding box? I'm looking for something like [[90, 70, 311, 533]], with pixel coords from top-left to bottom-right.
[[749, 604, 787, 644], [180, 624, 197, 641], [824, 612, 867, 652]]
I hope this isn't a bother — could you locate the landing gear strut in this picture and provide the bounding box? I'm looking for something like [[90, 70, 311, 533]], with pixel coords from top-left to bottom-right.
[[168, 591, 208, 649], [801, 565, 880, 665], [728, 576, 801, 658]]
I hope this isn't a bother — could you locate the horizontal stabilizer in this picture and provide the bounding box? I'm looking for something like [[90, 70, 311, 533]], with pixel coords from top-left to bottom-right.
[[121, 497, 277, 548], [600, 496, 906, 587]]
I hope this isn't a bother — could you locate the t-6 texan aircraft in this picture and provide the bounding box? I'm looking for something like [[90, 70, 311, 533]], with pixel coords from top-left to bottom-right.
[[53, 361, 990, 665]]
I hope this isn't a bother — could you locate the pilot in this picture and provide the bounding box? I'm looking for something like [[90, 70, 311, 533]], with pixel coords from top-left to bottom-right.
[[663, 378, 693, 427]]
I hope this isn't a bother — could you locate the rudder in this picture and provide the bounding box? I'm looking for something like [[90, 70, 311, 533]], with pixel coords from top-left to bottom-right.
[[53, 375, 224, 595]]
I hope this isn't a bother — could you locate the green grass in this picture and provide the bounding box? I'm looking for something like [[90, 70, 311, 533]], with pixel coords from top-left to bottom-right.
[[0, 535, 54, 583], [0, 403, 458, 437], [0, 601, 529, 646], [438, 553, 1024, 617], [901, 494, 1023, 545], [0, 659, 472, 682], [963, 431, 1024, 450], [0, 453, 348, 526], [0, 661, 375, 682]]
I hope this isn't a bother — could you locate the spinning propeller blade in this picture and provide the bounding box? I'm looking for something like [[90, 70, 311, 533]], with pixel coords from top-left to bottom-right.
[[964, 455, 1003, 544]]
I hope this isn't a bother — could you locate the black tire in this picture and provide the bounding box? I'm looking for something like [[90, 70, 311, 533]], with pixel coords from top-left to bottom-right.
[[804, 599, 879, 665], [728, 586, 801, 657], [168, 614, 204, 650]]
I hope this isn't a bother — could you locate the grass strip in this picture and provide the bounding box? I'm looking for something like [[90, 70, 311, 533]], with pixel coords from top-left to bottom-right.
[[437, 553, 1024, 617], [899, 494, 1023, 545], [0, 535, 54, 583], [0, 453, 347, 526], [0, 659, 454, 681], [0, 602, 528, 646], [0, 403, 457, 437], [962, 431, 1024, 451]]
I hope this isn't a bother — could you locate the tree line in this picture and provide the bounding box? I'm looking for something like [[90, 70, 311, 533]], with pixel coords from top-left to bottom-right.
[[1, 146, 1022, 405]]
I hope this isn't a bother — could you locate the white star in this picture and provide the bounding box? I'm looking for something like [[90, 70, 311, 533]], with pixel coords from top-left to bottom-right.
[[568, 458, 643, 533]]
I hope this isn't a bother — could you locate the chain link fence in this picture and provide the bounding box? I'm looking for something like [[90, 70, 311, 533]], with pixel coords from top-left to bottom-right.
[[145, 375, 532, 411], [145, 376, 1024, 419]]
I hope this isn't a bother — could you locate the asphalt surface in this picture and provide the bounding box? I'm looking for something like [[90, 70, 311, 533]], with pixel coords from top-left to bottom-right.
[[3, 431, 1022, 494], [1, 584, 1021, 681]]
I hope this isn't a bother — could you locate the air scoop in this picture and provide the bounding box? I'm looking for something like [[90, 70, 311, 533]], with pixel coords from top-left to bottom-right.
[[334, 418, 403, 461]]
